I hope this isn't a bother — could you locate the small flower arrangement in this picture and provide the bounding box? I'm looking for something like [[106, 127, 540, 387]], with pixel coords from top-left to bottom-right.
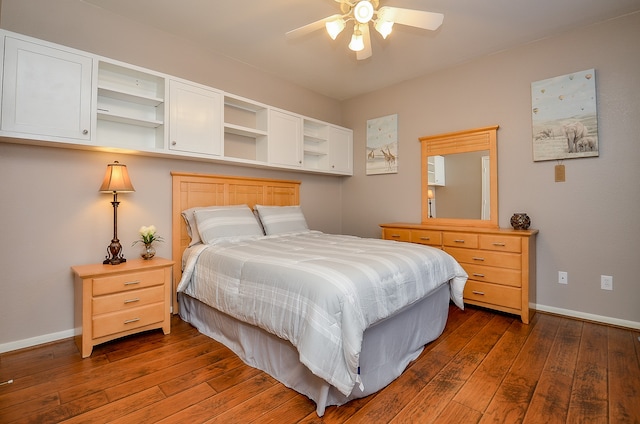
[[132, 225, 164, 246]]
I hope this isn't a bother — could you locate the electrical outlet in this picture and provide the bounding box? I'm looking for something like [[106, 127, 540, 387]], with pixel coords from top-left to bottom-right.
[[601, 275, 613, 291], [558, 271, 568, 285]]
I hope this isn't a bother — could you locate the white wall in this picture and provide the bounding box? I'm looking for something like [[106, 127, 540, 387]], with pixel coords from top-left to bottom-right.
[[0, 0, 346, 350], [341, 12, 640, 327]]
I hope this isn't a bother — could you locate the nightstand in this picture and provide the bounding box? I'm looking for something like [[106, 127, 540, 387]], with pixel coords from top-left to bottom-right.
[[72, 257, 174, 358]]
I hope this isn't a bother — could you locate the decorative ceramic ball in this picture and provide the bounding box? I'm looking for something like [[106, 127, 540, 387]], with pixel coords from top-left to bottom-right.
[[510, 213, 531, 230]]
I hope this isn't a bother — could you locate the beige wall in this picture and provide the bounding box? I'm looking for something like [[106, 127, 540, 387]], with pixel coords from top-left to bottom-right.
[[0, 0, 345, 349], [341, 12, 640, 326], [1, 1, 638, 351]]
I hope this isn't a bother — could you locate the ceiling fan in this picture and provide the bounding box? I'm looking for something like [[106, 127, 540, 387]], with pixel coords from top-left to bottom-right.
[[286, 0, 444, 60]]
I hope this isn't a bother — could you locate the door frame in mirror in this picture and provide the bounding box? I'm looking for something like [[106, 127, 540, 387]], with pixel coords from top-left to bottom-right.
[[420, 125, 499, 228]]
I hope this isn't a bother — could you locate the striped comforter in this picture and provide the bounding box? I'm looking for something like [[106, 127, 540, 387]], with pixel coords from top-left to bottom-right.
[[177, 231, 467, 396]]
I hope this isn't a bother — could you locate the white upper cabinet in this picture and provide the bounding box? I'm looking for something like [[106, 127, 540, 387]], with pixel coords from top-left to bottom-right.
[[0, 30, 352, 176], [169, 80, 223, 156], [427, 155, 445, 186], [1, 36, 92, 141], [268, 109, 302, 168], [328, 126, 353, 175]]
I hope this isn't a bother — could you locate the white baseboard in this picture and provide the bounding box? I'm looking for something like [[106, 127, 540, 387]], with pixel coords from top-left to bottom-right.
[[2, 306, 638, 354], [535, 303, 640, 330], [0, 329, 76, 354]]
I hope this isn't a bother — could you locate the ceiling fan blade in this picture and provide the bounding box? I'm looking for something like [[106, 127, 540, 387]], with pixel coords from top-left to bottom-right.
[[357, 24, 372, 60], [378, 6, 444, 31], [286, 14, 343, 38]]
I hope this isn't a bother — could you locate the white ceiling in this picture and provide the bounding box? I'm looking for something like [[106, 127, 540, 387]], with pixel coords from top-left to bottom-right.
[[82, 0, 640, 101]]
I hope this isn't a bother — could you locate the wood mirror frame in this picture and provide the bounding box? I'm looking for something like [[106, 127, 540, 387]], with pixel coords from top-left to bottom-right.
[[420, 125, 499, 228]]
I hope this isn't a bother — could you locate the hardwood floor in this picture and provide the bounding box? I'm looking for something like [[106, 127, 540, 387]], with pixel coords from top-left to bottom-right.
[[1, 306, 639, 423]]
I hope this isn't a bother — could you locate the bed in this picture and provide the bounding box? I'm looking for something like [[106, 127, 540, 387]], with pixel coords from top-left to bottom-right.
[[171, 172, 467, 416]]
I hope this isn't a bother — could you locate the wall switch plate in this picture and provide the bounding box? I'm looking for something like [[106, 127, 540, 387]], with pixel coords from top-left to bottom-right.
[[558, 271, 568, 285], [601, 275, 613, 290]]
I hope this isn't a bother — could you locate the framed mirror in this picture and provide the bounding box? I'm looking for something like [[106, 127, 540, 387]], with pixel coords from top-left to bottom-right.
[[419, 125, 499, 228]]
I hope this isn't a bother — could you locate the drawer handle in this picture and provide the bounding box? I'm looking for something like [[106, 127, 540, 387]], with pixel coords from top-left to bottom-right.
[[124, 298, 140, 304], [492, 242, 506, 247], [472, 273, 485, 278], [454, 239, 466, 243], [124, 318, 140, 324], [472, 257, 485, 261], [124, 280, 141, 286], [472, 290, 485, 296], [391, 234, 401, 238], [420, 236, 430, 241]]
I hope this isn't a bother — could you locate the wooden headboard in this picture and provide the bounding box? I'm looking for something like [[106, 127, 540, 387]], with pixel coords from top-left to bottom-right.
[[171, 172, 301, 311]]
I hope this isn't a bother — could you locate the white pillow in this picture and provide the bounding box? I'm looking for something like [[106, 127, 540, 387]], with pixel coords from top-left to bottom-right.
[[254, 205, 309, 235], [182, 204, 248, 246], [194, 205, 264, 245]]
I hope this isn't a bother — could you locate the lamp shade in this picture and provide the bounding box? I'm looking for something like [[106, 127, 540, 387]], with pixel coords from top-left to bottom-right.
[[326, 18, 346, 40], [349, 29, 365, 52], [427, 189, 434, 199], [99, 161, 135, 193]]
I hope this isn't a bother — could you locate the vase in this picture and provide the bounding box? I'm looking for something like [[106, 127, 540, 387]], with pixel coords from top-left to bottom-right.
[[141, 243, 156, 260], [510, 213, 531, 230]]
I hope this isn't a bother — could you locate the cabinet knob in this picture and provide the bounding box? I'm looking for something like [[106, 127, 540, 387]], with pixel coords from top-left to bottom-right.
[[172, 141, 177, 146], [82, 129, 88, 135]]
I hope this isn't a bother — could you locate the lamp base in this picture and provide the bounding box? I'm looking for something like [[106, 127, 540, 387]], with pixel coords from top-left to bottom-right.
[[104, 238, 126, 265]]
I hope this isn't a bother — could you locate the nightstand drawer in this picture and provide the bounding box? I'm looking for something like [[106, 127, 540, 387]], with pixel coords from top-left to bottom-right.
[[445, 246, 521, 270], [463, 263, 522, 287], [410, 229, 441, 246], [464, 280, 521, 309], [442, 233, 479, 249], [93, 303, 165, 339], [383, 228, 411, 242], [92, 285, 165, 315], [479, 235, 522, 253], [92, 268, 165, 296]]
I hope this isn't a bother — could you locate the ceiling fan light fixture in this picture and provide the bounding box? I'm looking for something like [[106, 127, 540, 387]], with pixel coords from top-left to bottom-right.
[[354, 1, 374, 24], [374, 19, 394, 39], [325, 18, 346, 40], [349, 28, 365, 51]]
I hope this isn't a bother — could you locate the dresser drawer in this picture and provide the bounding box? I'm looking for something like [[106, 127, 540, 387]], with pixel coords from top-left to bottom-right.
[[92, 285, 165, 315], [442, 232, 479, 249], [92, 303, 165, 339], [479, 235, 522, 253], [92, 268, 165, 296], [464, 280, 521, 310], [445, 246, 521, 270], [463, 263, 522, 287], [383, 228, 411, 242], [411, 229, 441, 246]]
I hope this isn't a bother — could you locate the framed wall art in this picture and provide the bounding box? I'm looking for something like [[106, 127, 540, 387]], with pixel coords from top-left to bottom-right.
[[366, 114, 398, 175], [531, 69, 598, 161]]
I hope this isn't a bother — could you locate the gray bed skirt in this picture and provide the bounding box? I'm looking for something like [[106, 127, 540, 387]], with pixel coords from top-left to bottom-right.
[[178, 283, 450, 416]]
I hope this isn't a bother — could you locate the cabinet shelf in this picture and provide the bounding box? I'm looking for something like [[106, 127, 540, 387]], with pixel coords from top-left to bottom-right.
[[97, 110, 163, 128], [98, 85, 163, 107], [224, 123, 268, 138]]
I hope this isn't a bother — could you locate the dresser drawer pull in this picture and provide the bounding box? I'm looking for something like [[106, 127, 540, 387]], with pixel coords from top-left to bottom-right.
[[454, 239, 466, 243], [124, 318, 140, 325], [124, 280, 141, 286], [391, 234, 401, 238], [472, 273, 485, 278], [419, 236, 430, 240], [472, 290, 485, 296], [492, 242, 506, 247], [472, 257, 485, 261], [124, 298, 140, 304]]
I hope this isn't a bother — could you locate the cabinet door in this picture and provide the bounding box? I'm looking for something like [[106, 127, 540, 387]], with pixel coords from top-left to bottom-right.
[[328, 126, 353, 174], [169, 80, 222, 155], [268, 109, 302, 167], [1, 36, 92, 140]]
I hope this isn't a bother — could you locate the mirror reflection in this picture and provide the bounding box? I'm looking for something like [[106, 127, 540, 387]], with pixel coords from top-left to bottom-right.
[[428, 151, 490, 220]]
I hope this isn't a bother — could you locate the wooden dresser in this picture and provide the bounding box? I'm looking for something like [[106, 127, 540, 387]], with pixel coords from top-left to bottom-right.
[[72, 257, 174, 357], [381, 223, 537, 324]]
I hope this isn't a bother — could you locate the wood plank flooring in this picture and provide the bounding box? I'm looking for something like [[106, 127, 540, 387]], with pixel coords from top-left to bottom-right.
[[1, 306, 639, 423]]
